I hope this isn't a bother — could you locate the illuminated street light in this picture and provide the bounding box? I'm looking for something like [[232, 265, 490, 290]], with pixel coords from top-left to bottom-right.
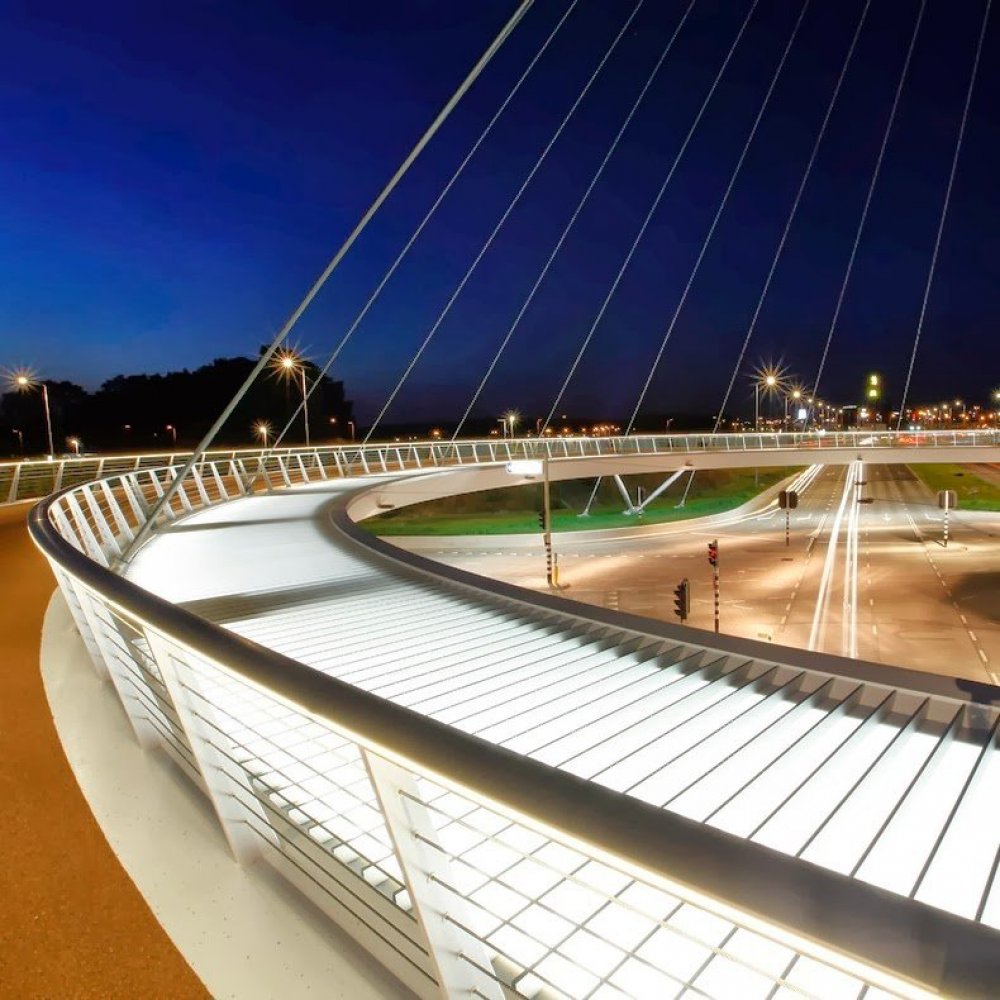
[[785, 386, 804, 427], [165, 423, 177, 446], [12, 428, 23, 451], [272, 349, 311, 446], [11, 370, 55, 458], [751, 363, 788, 432], [254, 420, 272, 447], [501, 409, 521, 439], [67, 437, 81, 455]]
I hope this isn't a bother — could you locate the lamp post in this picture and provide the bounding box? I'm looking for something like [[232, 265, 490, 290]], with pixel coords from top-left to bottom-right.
[[14, 374, 54, 458], [502, 409, 521, 440], [785, 388, 802, 429], [12, 429, 23, 452], [165, 424, 177, 447], [274, 350, 310, 446], [68, 437, 81, 455], [254, 420, 271, 448], [754, 373, 778, 432], [348, 419, 356, 443]]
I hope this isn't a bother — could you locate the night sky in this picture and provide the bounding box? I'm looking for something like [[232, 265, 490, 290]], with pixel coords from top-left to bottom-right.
[[2, 0, 998, 425]]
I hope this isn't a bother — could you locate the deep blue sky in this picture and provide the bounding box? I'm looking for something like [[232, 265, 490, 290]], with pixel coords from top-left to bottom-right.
[[2, 0, 998, 423]]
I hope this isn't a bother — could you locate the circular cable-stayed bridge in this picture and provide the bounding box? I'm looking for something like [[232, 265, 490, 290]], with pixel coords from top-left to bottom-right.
[[24, 429, 1000, 998], [10, 0, 999, 992]]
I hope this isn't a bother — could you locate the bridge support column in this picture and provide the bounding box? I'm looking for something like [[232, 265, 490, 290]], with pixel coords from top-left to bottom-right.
[[147, 632, 275, 865], [363, 751, 502, 999], [612, 474, 634, 513]]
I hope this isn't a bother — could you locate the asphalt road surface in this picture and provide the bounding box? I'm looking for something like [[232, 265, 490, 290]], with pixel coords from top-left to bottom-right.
[[395, 465, 1000, 684]]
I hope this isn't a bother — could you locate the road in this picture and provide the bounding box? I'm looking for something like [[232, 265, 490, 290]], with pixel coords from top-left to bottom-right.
[[393, 464, 1000, 684]]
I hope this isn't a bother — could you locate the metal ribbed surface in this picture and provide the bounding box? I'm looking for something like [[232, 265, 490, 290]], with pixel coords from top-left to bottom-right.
[[127, 479, 1000, 936]]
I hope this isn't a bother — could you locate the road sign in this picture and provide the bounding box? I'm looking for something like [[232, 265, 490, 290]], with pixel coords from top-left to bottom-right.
[[938, 490, 958, 510], [778, 489, 799, 509]]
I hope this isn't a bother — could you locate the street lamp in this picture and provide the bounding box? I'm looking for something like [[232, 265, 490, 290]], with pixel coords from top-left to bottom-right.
[[273, 350, 310, 446], [751, 364, 785, 432], [254, 420, 271, 447], [12, 372, 55, 458], [786, 388, 803, 427], [348, 419, 356, 442], [501, 409, 520, 439], [67, 437, 81, 455], [165, 424, 177, 446]]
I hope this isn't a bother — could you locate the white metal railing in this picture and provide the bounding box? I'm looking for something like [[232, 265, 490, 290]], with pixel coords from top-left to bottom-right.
[[6, 427, 1000, 506], [27, 441, 1000, 998]]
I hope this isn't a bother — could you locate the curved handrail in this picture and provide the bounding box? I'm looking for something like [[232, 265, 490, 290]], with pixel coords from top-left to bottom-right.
[[7, 427, 1000, 506], [28, 459, 1000, 995]]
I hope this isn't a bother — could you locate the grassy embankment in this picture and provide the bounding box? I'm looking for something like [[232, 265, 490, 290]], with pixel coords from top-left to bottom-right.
[[363, 467, 800, 536], [908, 464, 1000, 511]]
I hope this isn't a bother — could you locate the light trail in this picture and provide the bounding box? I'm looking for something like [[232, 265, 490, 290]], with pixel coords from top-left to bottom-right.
[[808, 463, 856, 652], [841, 462, 861, 658]]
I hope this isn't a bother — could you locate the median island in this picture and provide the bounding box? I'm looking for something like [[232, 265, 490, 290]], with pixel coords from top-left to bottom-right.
[[363, 467, 799, 536]]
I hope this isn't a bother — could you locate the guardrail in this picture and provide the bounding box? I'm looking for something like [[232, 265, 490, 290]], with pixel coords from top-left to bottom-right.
[[6, 427, 999, 508], [26, 436, 1000, 997]]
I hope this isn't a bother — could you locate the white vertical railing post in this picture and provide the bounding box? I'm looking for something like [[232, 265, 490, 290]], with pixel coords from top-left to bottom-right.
[[64, 492, 109, 565], [146, 634, 276, 864], [98, 479, 134, 544], [190, 467, 211, 507], [120, 474, 148, 524], [7, 463, 21, 503], [210, 462, 229, 501], [363, 751, 502, 1000], [73, 587, 163, 751], [169, 467, 195, 514], [234, 459, 253, 494], [80, 485, 121, 557]]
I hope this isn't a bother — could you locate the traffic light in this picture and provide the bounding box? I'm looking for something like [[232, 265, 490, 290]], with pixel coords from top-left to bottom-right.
[[707, 539, 718, 567], [673, 579, 690, 621]]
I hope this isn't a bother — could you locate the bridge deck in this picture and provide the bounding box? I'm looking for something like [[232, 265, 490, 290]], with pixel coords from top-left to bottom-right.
[[125, 478, 1000, 996]]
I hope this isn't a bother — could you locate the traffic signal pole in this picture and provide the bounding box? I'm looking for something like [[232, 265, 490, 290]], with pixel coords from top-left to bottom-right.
[[543, 456, 554, 586], [778, 489, 798, 549], [708, 539, 720, 634]]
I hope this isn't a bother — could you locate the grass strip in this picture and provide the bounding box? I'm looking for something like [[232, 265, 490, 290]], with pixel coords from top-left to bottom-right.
[[363, 467, 799, 536], [908, 464, 1000, 511]]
